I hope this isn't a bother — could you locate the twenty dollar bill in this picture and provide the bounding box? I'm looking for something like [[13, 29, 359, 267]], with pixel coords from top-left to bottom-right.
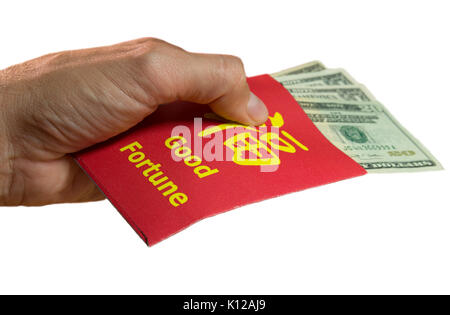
[[295, 99, 442, 172], [272, 61, 442, 172]]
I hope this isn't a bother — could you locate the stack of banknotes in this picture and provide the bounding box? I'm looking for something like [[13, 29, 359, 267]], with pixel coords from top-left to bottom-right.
[[271, 61, 442, 173]]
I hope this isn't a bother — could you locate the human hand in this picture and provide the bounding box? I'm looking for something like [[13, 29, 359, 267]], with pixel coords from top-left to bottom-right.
[[0, 38, 268, 206]]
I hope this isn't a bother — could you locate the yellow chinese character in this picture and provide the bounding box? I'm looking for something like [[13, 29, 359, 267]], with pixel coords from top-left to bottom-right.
[[224, 131, 280, 166], [199, 112, 308, 166]]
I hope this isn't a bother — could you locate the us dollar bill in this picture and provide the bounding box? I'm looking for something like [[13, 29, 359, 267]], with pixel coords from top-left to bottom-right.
[[274, 69, 359, 87], [287, 85, 377, 102], [295, 99, 443, 172], [271, 60, 326, 77]]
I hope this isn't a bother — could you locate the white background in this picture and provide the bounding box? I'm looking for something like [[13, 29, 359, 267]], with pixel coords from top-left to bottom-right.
[[0, 0, 449, 294]]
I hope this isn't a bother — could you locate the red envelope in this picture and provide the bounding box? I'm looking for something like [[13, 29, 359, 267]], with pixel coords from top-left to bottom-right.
[[74, 75, 366, 246]]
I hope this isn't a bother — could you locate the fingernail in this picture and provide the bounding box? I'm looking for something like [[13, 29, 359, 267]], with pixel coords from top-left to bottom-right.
[[246, 92, 268, 125]]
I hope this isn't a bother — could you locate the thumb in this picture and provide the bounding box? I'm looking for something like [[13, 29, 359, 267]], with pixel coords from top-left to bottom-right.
[[146, 42, 269, 125], [188, 52, 269, 126]]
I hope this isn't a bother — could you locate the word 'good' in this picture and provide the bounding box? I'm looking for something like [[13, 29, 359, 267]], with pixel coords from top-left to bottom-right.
[[165, 135, 219, 178]]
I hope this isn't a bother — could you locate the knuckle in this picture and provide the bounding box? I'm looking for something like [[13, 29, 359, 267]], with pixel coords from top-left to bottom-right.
[[134, 45, 183, 103], [130, 37, 165, 56], [222, 55, 245, 77], [131, 37, 184, 57], [131, 38, 184, 68], [218, 55, 246, 88], [138, 37, 166, 49]]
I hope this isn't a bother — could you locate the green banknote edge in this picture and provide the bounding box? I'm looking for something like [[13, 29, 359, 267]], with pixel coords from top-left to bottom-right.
[[271, 60, 326, 77], [273, 68, 359, 87], [294, 98, 443, 173]]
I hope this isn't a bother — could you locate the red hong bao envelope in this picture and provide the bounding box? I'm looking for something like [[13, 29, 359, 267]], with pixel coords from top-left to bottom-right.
[[74, 74, 367, 246]]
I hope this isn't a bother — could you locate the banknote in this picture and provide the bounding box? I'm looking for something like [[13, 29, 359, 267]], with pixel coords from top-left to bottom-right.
[[286, 85, 377, 102], [295, 99, 442, 172], [271, 60, 326, 77], [274, 69, 359, 87], [272, 61, 442, 172]]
